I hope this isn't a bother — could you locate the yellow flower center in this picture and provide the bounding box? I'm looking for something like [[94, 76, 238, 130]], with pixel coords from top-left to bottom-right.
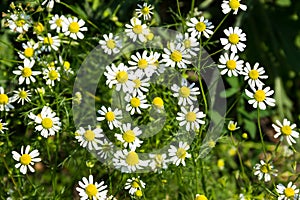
[[19, 90, 28, 99], [20, 154, 31, 165], [131, 180, 140, 188], [226, 60, 236, 70], [41, 118, 53, 129], [228, 123, 237, 131], [116, 71, 128, 83], [184, 39, 191, 48], [133, 25, 143, 34], [24, 47, 34, 58], [179, 86, 190, 98], [176, 148, 187, 159], [84, 130, 95, 141], [126, 151, 139, 166], [106, 39, 116, 49], [170, 50, 182, 62], [34, 22, 44, 34], [63, 61, 71, 70], [152, 97, 164, 108], [0, 94, 9, 105], [249, 69, 259, 80], [195, 22, 206, 32], [228, 33, 239, 45], [105, 111, 115, 121], [49, 70, 59, 80], [186, 111, 196, 122], [138, 59, 148, 69], [284, 188, 295, 198], [146, 32, 154, 41], [133, 79, 141, 88], [0, 122, 2, 130], [195, 195, 208, 200], [254, 90, 266, 102], [22, 67, 32, 77], [16, 19, 25, 27], [55, 19, 63, 27], [141, 7, 150, 15], [135, 190, 143, 197], [229, 0, 240, 10], [260, 164, 270, 174], [130, 97, 141, 108], [44, 37, 53, 45], [123, 130, 136, 143], [85, 184, 98, 197], [69, 22, 80, 33], [281, 125, 292, 136], [217, 159, 225, 169]]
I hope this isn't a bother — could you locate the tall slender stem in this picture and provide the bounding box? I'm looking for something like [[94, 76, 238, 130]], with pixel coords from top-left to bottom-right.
[[257, 108, 267, 158]]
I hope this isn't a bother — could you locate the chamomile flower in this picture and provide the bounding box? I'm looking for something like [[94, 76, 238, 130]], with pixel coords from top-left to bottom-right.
[[168, 141, 191, 166], [33, 22, 45, 35], [245, 85, 275, 110], [253, 160, 278, 182], [161, 43, 191, 69], [104, 63, 135, 93], [135, 2, 154, 20], [75, 125, 104, 151], [13, 59, 41, 85], [125, 17, 149, 42], [49, 14, 66, 33], [12, 88, 31, 105], [41, 0, 60, 11], [176, 105, 206, 131], [125, 94, 150, 115], [59, 56, 74, 75], [186, 16, 214, 39], [0, 87, 14, 111], [221, 0, 247, 15], [175, 33, 200, 56], [8, 13, 32, 33], [227, 120, 240, 131], [115, 123, 143, 151], [96, 139, 114, 160], [240, 62, 268, 88], [12, 145, 41, 174], [113, 149, 149, 173], [130, 71, 150, 96], [149, 51, 163, 74], [0, 119, 8, 134], [31, 106, 61, 138], [99, 33, 122, 55], [18, 41, 39, 60], [220, 27, 246, 53], [218, 52, 244, 77], [149, 153, 168, 173], [106, 195, 117, 200], [38, 33, 60, 52], [276, 182, 299, 200], [124, 176, 146, 195], [171, 79, 200, 106], [97, 106, 122, 130], [62, 17, 87, 40], [272, 118, 299, 146], [76, 175, 108, 200], [128, 51, 156, 77], [195, 194, 208, 200], [43, 66, 61, 86]]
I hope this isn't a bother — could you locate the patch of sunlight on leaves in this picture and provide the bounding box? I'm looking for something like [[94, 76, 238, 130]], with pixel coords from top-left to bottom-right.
[[275, 0, 291, 7]]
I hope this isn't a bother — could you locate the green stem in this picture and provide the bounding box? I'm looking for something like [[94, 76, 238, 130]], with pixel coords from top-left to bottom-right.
[[192, 151, 199, 193], [257, 108, 267, 158]]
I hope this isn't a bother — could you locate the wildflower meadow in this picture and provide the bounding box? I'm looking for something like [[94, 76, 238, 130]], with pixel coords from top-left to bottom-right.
[[1, 0, 300, 199]]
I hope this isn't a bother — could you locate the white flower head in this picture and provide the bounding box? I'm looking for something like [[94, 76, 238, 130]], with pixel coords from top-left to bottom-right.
[[161, 43, 191, 69], [41, 0, 60, 11], [96, 139, 114, 160], [135, 3, 154, 20], [276, 182, 299, 200], [149, 153, 169, 173], [125, 17, 149, 42], [253, 160, 278, 182], [220, 27, 246, 53], [125, 94, 150, 115], [0, 87, 14, 111], [221, 0, 247, 15], [171, 78, 200, 106], [272, 118, 299, 146], [18, 41, 39, 60], [186, 16, 214, 39], [43, 65, 61, 86], [12, 88, 31, 105], [76, 175, 108, 200], [176, 105, 206, 131], [0, 119, 8, 134], [175, 33, 200, 56], [49, 14, 66, 33], [115, 123, 143, 151], [97, 106, 122, 130], [62, 17, 88, 40], [13, 59, 41, 85], [129, 70, 150, 96], [124, 176, 146, 195], [218, 52, 244, 77], [245, 85, 275, 110], [99, 33, 122, 55], [75, 125, 104, 150], [240, 62, 268, 88], [227, 120, 240, 131], [8, 13, 32, 33], [168, 141, 191, 166], [128, 51, 156, 77], [38, 33, 61, 52]]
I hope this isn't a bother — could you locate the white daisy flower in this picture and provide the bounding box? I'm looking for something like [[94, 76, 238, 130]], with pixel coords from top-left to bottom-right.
[[96, 139, 114, 160], [0, 119, 8, 134], [115, 123, 143, 151], [171, 78, 200, 106], [186, 16, 214, 39], [218, 52, 244, 77], [41, 0, 60, 11], [113, 149, 149, 173], [18, 41, 39, 60], [97, 106, 122, 130], [12, 88, 31, 105], [161, 43, 191, 69], [124, 176, 146, 195], [149, 153, 168, 173], [272, 118, 299, 146], [176, 105, 206, 131], [104, 63, 135, 93], [135, 2, 154, 20], [149, 51, 164, 74], [38, 33, 61, 52], [125, 94, 150, 115], [221, 0, 247, 15], [99, 33, 122, 55], [30, 106, 61, 138], [75, 125, 104, 151], [245, 85, 275, 110], [8, 13, 32, 33], [62, 17, 88, 40], [227, 120, 240, 131], [12, 145, 41, 174], [43, 65, 61, 86], [220, 27, 246, 53], [240, 62, 268, 88], [13, 59, 41, 85], [168, 141, 191, 166], [175, 33, 200, 56], [276, 182, 299, 200], [125, 17, 149, 42], [128, 51, 156, 77], [49, 14, 66, 33], [253, 160, 278, 182], [76, 175, 108, 200], [59, 56, 74, 75], [130, 71, 150, 96], [0, 87, 14, 111]]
